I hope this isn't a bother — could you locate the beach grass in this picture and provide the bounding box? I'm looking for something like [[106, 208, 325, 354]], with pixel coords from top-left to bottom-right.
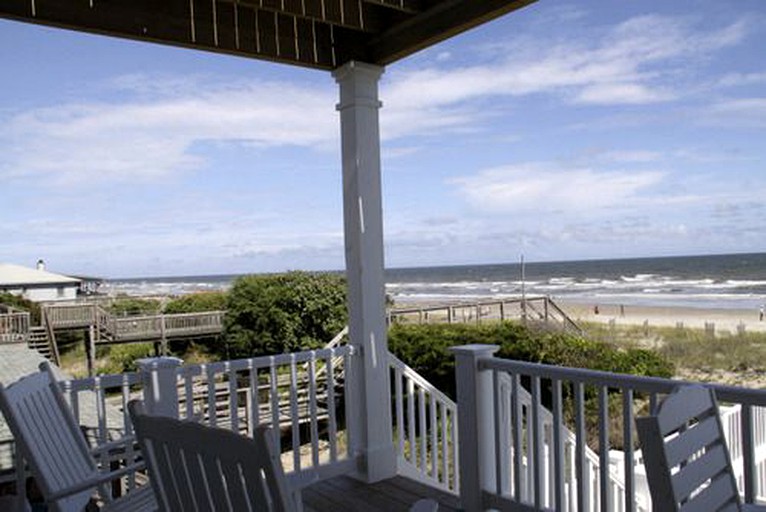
[[583, 320, 766, 387]]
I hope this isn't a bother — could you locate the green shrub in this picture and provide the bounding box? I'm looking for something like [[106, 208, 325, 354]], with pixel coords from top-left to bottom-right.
[[97, 343, 156, 374], [0, 292, 41, 324], [388, 322, 673, 399], [109, 298, 161, 316], [164, 292, 227, 314], [222, 271, 347, 359]]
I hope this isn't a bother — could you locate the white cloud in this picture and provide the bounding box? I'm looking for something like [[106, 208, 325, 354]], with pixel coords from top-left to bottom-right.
[[701, 98, 766, 127], [594, 150, 663, 163], [0, 12, 752, 186], [0, 79, 336, 185], [378, 13, 751, 139], [450, 164, 664, 214], [718, 72, 766, 88]]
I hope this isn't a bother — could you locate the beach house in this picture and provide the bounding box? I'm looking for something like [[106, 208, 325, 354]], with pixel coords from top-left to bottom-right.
[[0, 261, 81, 302], [2, 1, 766, 511]]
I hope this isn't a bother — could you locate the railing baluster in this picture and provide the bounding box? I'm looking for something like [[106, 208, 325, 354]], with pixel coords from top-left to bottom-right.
[[743, 404, 756, 504], [289, 355, 301, 472], [309, 352, 319, 469], [206, 365, 217, 427], [120, 374, 136, 490], [95, 377, 107, 446], [440, 401, 448, 488], [429, 392, 437, 478], [394, 366, 404, 459], [552, 378, 564, 511], [623, 389, 635, 512], [419, 387, 427, 471], [269, 359, 280, 449], [184, 371, 194, 420], [511, 373, 522, 501], [451, 403, 460, 493], [326, 352, 338, 462], [493, 369, 503, 496], [532, 375, 543, 509], [248, 361, 259, 435], [228, 363, 238, 433], [575, 381, 588, 512], [599, 386, 610, 512], [407, 378, 416, 465]]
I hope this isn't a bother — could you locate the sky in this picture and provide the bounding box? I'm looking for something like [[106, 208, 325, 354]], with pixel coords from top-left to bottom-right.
[[1, 0, 765, 278]]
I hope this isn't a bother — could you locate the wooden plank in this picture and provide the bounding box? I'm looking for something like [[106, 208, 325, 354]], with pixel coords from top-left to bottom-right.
[[369, 0, 537, 64], [302, 475, 460, 511]]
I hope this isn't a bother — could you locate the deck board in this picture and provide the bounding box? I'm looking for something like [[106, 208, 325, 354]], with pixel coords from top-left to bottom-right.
[[302, 475, 461, 511]]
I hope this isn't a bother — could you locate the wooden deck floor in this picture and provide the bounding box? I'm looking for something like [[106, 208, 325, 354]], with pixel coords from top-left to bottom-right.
[[302, 475, 462, 511]]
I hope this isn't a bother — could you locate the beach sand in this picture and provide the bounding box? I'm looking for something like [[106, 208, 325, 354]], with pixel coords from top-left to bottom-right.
[[557, 300, 766, 334]]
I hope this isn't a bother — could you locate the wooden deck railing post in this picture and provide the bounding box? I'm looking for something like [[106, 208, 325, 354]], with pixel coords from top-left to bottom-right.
[[451, 344, 499, 512], [136, 357, 183, 418]]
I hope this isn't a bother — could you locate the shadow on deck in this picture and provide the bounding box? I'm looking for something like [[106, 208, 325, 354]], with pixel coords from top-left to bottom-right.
[[303, 475, 461, 511]]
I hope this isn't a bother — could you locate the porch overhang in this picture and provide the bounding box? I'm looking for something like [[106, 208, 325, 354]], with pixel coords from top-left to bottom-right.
[[0, 0, 536, 70]]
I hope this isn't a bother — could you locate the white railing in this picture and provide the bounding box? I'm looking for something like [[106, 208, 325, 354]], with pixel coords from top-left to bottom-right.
[[0, 311, 30, 343], [389, 353, 460, 495], [59, 346, 357, 493], [453, 345, 766, 512], [506, 375, 644, 512]]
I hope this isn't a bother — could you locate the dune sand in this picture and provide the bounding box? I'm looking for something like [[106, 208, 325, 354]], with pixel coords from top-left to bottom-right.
[[557, 300, 766, 334]]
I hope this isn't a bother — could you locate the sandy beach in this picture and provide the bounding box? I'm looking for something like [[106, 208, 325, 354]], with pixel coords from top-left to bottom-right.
[[556, 300, 766, 334]]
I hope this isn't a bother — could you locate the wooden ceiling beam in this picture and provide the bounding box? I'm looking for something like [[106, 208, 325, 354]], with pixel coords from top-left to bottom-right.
[[220, 0, 389, 33], [0, 0, 346, 69], [361, 0, 423, 14], [367, 0, 536, 64], [0, 0, 535, 71]]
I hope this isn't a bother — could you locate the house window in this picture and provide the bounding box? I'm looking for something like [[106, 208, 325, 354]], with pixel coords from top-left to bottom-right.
[[57, 286, 65, 298]]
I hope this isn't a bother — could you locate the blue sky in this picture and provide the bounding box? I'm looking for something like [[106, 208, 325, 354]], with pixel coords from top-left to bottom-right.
[[1, 0, 765, 278]]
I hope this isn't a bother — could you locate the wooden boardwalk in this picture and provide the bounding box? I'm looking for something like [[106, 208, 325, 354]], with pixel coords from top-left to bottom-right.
[[303, 475, 461, 512], [388, 295, 582, 334]]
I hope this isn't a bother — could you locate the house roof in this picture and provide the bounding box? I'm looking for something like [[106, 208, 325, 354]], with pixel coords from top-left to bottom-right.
[[0, 0, 537, 71], [0, 263, 81, 287]]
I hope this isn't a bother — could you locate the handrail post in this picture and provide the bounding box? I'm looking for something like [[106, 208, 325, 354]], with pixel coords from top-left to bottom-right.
[[450, 344, 500, 512], [137, 357, 183, 418]]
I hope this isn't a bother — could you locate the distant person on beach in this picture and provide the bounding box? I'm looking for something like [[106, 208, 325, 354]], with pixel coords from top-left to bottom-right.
[[620, 304, 625, 317], [760, 305, 764, 321], [594, 305, 599, 315]]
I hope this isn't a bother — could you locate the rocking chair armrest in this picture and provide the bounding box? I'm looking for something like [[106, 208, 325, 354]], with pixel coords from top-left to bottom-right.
[[89, 435, 139, 458], [46, 461, 146, 502]]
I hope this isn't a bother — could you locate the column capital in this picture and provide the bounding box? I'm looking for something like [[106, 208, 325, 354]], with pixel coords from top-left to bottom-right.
[[333, 61, 385, 111], [332, 60, 385, 84]]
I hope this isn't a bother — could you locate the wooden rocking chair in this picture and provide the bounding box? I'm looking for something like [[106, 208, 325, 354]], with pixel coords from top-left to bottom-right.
[[0, 367, 156, 512], [128, 399, 297, 512], [636, 385, 766, 512]]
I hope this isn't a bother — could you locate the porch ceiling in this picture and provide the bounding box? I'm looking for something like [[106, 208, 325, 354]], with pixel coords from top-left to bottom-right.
[[0, 0, 536, 70]]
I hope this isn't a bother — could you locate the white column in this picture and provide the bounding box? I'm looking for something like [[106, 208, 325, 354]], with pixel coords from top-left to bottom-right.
[[451, 344, 500, 512], [333, 61, 396, 482], [136, 356, 183, 418]]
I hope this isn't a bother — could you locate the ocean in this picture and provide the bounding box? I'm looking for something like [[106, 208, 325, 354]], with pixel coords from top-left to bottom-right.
[[104, 253, 766, 310]]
